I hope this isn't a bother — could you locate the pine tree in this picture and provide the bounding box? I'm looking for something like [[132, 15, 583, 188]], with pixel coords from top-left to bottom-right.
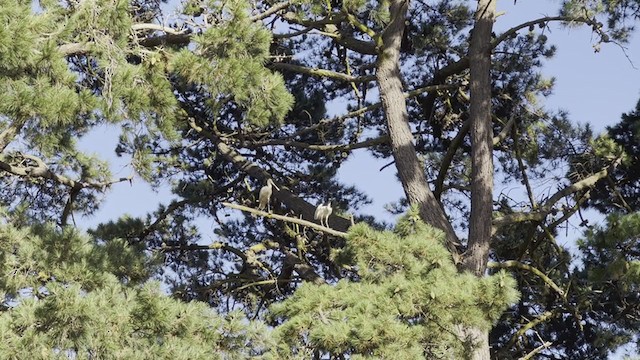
[[1, 0, 640, 359], [270, 209, 519, 359], [0, 216, 273, 359]]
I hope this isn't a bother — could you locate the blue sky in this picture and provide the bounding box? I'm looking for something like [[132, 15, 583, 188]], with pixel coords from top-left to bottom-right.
[[73, 2, 640, 357], [70, 3, 640, 240], [339, 0, 640, 222], [78, 0, 640, 229]]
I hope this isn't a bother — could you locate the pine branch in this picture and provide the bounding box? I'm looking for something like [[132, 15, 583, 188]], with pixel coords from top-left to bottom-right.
[[0, 118, 26, 152], [139, 199, 190, 241], [162, 242, 248, 262], [138, 176, 244, 241], [130, 23, 188, 35], [188, 118, 353, 231], [488, 260, 565, 297], [506, 310, 558, 349], [492, 16, 600, 50], [248, 135, 388, 152], [287, 83, 459, 140], [519, 341, 553, 360], [222, 202, 348, 238], [493, 157, 623, 229], [250, 1, 292, 21], [269, 62, 376, 83], [0, 153, 133, 191], [279, 12, 377, 55]]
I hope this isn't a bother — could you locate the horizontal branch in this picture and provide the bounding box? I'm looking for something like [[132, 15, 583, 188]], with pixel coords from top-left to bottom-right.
[[162, 242, 248, 262], [0, 153, 133, 191], [223, 202, 348, 238], [249, 135, 388, 152], [188, 119, 353, 231], [288, 83, 459, 140], [250, 1, 293, 22], [279, 13, 377, 55], [269, 62, 376, 83], [492, 16, 596, 50], [273, 26, 314, 39], [130, 23, 187, 35]]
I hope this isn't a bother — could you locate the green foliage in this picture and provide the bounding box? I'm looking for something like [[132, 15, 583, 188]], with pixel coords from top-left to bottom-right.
[[270, 209, 520, 359], [171, 0, 293, 127], [2, 0, 640, 359], [0, 2, 94, 144], [588, 99, 640, 211], [580, 212, 640, 284], [0, 219, 273, 359]]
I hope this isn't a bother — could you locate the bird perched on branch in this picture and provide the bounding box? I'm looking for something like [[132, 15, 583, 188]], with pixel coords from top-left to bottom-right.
[[314, 201, 332, 227], [258, 179, 279, 213]]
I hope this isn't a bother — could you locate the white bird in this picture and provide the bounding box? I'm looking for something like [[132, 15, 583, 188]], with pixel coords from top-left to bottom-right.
[[258, 179, 279, 213], [314, 201, 333, 227]]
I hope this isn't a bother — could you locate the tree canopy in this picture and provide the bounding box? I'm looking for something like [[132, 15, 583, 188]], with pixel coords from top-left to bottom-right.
[[1, 0, 640, 359]]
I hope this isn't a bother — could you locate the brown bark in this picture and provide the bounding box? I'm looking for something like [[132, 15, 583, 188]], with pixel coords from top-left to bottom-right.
[[375, 0, 460, 261], [464, 0, 496, 276], [461, 1, 497, 359]]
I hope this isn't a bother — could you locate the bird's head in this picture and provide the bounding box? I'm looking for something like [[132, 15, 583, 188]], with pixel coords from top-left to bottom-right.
[[267, 178, 280, 191]]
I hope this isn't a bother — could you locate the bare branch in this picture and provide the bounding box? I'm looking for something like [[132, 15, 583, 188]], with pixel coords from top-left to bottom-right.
[[273, 26, 313, 39], [493, 113, 516, 146], [283, 250, 326, 285], [288, 83, 459, 140], [0, 118, 26, 152], [58, 42, 91, 56], [435, 119, 470, 200], [506, 310, 558, 349], [249, 135, 388, 152], [279, 13, 377, 55], [0, 153, 134, 191], [544, 157, 622, 206], [139, 199, 190, 241], [493, 157, 623, 229], [250, 1, 292, 22], [162, 242, 248, 262], [269, 62, 376, 83], [492, 16, 597, 50], [488, 260, 565, 297], [61, 187, 81, 227], [222, 202, 348, 238], [513, 123, 537, 208], [188, 119, 353, 231], [138, 176, 244, 241], [131, 23, 187, 35], [519, 341, 553, 360]]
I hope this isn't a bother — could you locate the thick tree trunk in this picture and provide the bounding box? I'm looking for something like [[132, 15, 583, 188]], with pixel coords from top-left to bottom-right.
[[465, 0, 496, 282], [375, 0, 460, 260], [461, 1, 497, 359], [377, 0, 496, 357]]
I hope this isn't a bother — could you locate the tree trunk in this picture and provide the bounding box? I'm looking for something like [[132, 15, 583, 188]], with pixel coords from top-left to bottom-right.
[[461, 1, 497, 359], [375, 0, 461, 260], [465, 0, 496, 283], [377, 0, 496, 357]]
